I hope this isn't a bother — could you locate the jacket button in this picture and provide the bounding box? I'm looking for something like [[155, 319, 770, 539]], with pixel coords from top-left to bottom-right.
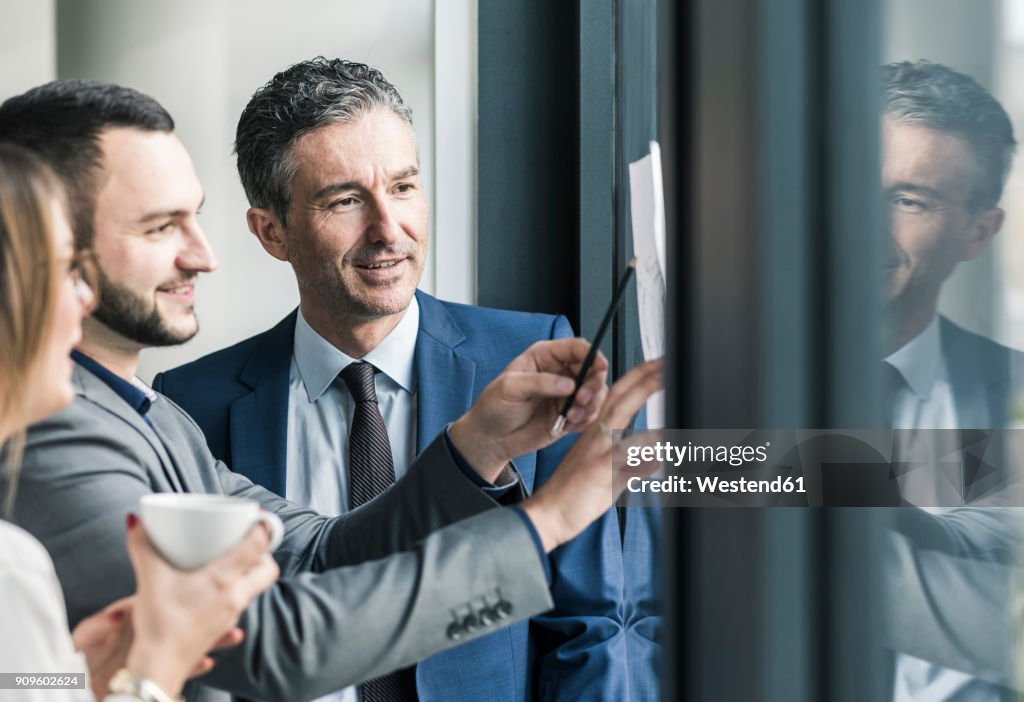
[[447, 623, 464, 641], [494, 600, 513, 619]]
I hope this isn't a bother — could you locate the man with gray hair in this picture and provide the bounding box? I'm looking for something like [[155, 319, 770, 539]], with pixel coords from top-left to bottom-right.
[[156, 58, 632, 701], [881, 59, 1015, 364], [878, 60, 1023, 701]]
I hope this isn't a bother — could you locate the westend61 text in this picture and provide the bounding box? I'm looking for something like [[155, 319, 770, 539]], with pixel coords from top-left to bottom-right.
[[626, 475, 806, 495]]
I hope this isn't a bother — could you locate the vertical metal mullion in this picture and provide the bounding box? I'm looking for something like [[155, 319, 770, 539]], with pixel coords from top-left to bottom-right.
[[756, 0, 819, 699], [680, 2, 763, 701], [579, 0, 616, 352], [820, 1, 889, 701], [614, 0, 659, 380], [822, 0, 884, 429], [669, 0, 889, 700], [660, 0, 689, 697]]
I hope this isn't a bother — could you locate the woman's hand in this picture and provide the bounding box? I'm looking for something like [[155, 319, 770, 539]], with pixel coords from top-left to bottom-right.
[[122, 513, 280, 698], [72, 596, 134, 700], [521, 358, 664, 552], [74, 600, 248, 699]]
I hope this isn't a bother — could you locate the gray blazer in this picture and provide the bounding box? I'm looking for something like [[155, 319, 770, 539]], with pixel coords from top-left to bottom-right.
[[883, 318, 1024, 692], [941, 315, 1024, 431], [12, 362, 553, 701]]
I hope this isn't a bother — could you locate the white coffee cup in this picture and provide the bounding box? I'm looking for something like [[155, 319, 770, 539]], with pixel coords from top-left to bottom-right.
[[139, 493, 284, 571]]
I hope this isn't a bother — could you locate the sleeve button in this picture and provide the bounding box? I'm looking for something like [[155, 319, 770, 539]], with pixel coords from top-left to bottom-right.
[[462, 613, 480, 633]]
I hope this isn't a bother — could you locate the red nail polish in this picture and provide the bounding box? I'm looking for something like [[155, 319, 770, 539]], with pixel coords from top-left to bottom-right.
[[126, 513, 138, 529]]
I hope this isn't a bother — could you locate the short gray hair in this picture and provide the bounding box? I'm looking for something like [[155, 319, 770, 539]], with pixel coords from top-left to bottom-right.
[[235, 57, 413, 224], [883, 60, 1016, 211]]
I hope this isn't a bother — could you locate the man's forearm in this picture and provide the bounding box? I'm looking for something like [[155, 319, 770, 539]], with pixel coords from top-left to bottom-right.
[[203, 507, 554, 701], [883, 531, 1022, 686], [318, 432, 518, 566]]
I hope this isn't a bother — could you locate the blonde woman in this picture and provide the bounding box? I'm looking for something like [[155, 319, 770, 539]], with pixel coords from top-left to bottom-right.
[[0, 143, 279, 701]]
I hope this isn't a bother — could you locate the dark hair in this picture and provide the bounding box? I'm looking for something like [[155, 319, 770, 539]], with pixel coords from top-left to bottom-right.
[[235, 57, 413, 224], [0, 80, 174, 247], [883, 60, 1017, 210]]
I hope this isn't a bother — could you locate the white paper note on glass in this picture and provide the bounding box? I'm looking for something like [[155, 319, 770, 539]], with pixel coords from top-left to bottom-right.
[[628, 141, 667, 429]]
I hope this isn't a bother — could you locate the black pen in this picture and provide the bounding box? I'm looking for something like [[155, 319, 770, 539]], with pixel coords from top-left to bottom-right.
[[550, 257, 637, 437]]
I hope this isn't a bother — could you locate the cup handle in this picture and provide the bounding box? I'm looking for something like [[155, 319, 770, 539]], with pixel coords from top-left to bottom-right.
[[253, 511, 284, 553]]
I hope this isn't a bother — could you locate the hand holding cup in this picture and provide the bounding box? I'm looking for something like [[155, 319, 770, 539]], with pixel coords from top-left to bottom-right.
[[122, 495, 282, 697]]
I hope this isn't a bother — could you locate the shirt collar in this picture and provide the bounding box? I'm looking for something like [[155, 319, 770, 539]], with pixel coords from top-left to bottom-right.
[[293, 296, 419, 403], [71, 350, 157, 416], [884, 315, 943, 400]]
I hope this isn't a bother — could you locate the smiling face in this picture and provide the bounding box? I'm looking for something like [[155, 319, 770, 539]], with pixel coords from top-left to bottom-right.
[[87, 128, 217, 349], [280, 110, 428, 328], [881, 117, 1002, 325]]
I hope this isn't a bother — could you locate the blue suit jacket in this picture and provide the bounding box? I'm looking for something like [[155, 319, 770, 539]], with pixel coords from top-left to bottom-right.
[[154, 290, 628, 701]]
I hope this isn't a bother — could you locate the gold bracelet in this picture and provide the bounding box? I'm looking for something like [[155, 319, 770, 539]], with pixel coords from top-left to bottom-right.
[[108, 668, 182, 702]]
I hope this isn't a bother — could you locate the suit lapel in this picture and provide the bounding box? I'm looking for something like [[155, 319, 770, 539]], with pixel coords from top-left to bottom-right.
[[412, 296, 521, 696], [75, 364, 184, 491], [232, 313, 297, 496], [941, 316, 1008, 428], [940, 317, 1014, 502], [414, 291, 476, 452]]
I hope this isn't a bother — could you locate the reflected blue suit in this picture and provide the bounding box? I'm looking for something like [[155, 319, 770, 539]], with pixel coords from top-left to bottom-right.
[[154, 290, 628, 701], [622, 505, 661, 702], [619, 405, 661, 702]]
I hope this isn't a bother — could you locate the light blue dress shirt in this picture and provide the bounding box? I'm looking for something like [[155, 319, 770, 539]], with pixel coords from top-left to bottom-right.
[[286, 298, 420, 702], [887, 316, 998, 702], [286, 298, 419, 517], [886, 315, 958, 433]]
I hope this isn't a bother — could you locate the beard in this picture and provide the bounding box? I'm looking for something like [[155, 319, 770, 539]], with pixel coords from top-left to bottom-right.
[[90, 266, 198, 347]]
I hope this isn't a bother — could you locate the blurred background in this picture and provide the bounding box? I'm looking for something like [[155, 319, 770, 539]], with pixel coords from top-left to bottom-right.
[[0, 0, 474, 381]]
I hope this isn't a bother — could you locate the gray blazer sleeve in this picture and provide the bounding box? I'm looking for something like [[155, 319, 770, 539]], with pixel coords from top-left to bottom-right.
[[214, 432, 532, 576], [15, 396, 553, 701], [882, 529, 1023, 688]]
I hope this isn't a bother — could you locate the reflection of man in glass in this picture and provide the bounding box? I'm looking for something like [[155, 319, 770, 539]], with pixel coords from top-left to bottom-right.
[[883, 60, 1016, 427], [880, 60, 1021, 701]]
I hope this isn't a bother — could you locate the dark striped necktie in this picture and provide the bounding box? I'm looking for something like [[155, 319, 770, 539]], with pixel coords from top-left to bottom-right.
[[339, 361, 418, 701]]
